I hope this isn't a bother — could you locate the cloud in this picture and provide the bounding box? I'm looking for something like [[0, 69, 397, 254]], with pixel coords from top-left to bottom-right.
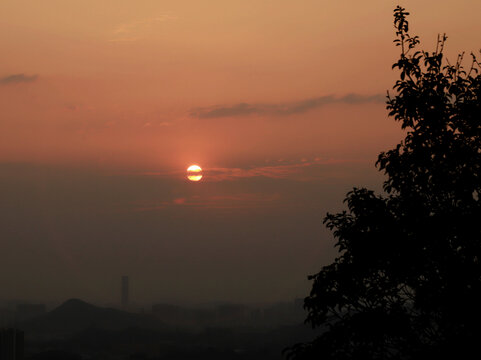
[[110, 14, 178, 42], [204, 158, 359, 182], [130, 158, 370, 212], [193, 103, 261, 118], [0, 73, 38, 85], [191, 93, 385, 119], [137, 158, 364, 183], [133, 193, 281, 212], [206, 164, 305, 181]]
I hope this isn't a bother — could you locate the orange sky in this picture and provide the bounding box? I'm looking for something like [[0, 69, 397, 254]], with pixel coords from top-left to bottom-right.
[[1, 1, 480, 304], [2, 1, 480, 171]]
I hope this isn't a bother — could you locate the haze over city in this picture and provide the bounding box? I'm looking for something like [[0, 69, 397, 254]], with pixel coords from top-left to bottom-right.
[[1, 0, 480, 308]]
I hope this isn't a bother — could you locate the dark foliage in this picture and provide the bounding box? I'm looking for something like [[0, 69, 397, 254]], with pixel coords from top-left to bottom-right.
[[286, 6, 481, 359]]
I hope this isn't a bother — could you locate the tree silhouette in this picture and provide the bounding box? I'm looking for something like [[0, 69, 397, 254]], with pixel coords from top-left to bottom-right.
[[286, 6, 481, 359]]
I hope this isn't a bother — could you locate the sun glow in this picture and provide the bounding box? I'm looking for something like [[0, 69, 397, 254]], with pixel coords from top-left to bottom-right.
[[187, 165, 203, 181]]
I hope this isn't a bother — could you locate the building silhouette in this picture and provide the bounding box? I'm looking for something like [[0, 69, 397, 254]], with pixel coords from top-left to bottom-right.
[[0, 328, 24, 360], [121, 276, 129, 308]]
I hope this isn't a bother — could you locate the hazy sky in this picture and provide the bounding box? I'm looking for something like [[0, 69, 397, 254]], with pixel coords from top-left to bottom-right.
[[1, 0, 480, 306]]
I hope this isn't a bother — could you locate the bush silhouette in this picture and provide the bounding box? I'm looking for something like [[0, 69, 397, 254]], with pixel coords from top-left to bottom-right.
[[286, 6, 481, 359]]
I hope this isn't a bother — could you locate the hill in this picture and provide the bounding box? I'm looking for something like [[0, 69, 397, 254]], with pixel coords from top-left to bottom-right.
[[20, 299, 166, 336]]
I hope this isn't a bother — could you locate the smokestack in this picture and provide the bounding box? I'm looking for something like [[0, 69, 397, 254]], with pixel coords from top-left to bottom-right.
[[121, 276, 129, 309]]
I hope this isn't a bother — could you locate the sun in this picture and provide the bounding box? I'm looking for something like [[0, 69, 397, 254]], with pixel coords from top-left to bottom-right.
[[187, 165, 203, 181]]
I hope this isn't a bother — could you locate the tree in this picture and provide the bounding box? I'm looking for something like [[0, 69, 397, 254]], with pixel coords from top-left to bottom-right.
[[286, 6, 481, 359]]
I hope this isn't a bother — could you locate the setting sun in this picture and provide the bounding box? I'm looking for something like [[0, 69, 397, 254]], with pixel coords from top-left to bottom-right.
[[187, 165, 203, 181]]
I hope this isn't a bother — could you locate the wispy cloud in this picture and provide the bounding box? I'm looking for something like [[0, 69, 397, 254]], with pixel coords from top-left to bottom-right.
[[206, 163, 308, 181], [133, 193, 281, 212], [205, 158, 358, 182], [137, 158, 364, 183], [110, 14, 178, 42], [0, 73, 38, 85], [130, 159, 368, 212], [191, 93, 385, 119]]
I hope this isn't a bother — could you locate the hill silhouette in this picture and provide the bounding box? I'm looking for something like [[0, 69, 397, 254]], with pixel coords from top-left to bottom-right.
[[21, 299, 166, 335]]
